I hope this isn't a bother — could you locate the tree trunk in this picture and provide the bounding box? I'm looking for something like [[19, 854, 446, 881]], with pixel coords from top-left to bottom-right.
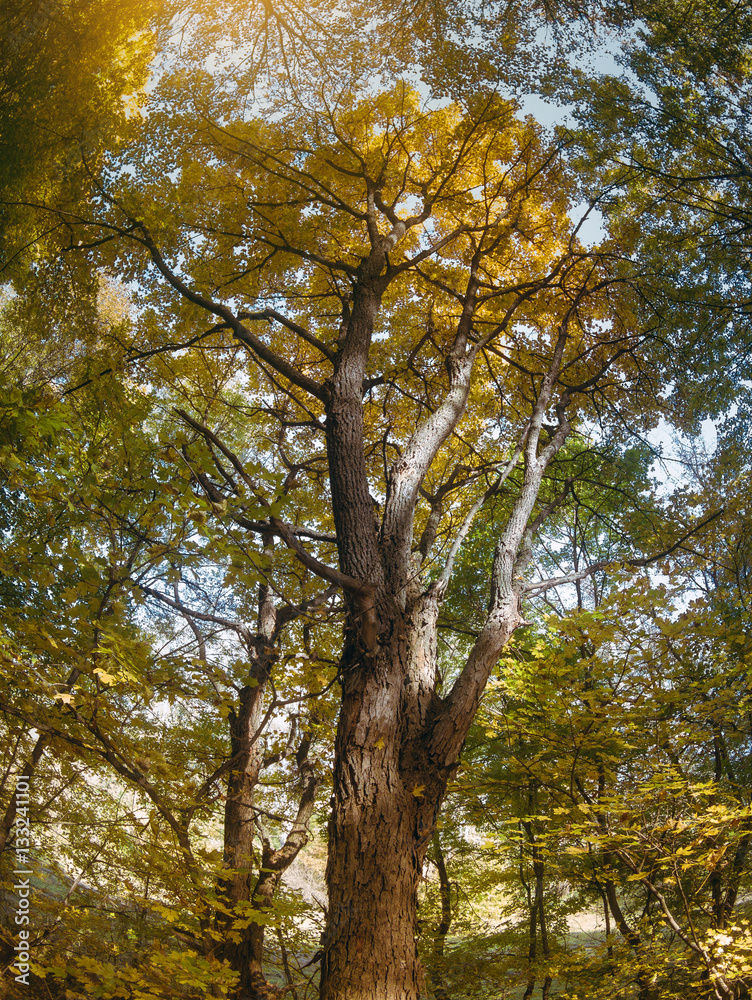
[[219, 674, 268, 989], [430, 830, 452, 1000], [318, 586, 486, 1000], [321, 760, 426, 1000], [220, 568, 276, 991], [604, 876, 654, 1000], [317, 575, 523, 999], [320, 608, 442, 1000], [246, 736, 319, 994], [0, 732, 47, 855]]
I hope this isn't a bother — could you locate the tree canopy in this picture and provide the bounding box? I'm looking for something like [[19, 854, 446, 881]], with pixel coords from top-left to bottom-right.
[[1, 2, 751, 999]]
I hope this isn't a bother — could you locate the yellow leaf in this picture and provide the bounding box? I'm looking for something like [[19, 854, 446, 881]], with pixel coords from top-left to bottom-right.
[[94, 667, 118, 685]]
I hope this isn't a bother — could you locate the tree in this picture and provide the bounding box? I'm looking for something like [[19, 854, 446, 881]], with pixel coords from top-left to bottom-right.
[[29, 63, 688, 995], [0, 0, 164, 279], [0, 326, 338, 997], [555, 0, 752, 430], [433, 415, 752, 1000]]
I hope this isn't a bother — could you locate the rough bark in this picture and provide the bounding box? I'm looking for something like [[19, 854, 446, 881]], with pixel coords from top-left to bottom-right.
[[319, 574, 524, 1000]]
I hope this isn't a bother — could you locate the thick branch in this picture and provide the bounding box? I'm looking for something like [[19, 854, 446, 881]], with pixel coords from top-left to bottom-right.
[[269, 514, 373, 598], [431, 326, 575, 765], [381, 271, 481, 591]]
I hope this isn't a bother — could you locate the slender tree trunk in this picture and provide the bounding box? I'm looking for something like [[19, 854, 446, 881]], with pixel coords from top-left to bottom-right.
[[521, 809, 537, 1000], [219, 673, 268, 989], [604, 876, 654, 1000], [593, 878, 614, 965], [1, 668, 82, 854], [536, 861, 552, 1000], [220, 565, 276, 992], [522, 804, 550, 1000], [246, 736, 319, 990], [0, 733, 47, 855], [431, 829, 452, 1000], [521, 896, 537, 1000]]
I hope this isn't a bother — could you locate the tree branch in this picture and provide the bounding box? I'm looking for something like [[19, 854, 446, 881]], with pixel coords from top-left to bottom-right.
[[133, 225, 327, 400], [524, 508, 725, 595]]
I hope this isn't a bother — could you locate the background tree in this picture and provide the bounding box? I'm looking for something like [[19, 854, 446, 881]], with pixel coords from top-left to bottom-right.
[[0, 309, 336, 998], [0, 0, 165, 279]]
